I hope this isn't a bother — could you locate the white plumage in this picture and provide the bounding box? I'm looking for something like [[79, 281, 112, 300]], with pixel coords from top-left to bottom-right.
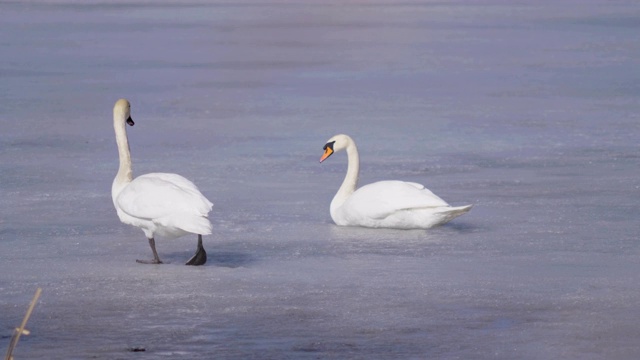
[[114, 173, 213, 239], [111, 99, 212, 265], [320, 134, 472, 229]]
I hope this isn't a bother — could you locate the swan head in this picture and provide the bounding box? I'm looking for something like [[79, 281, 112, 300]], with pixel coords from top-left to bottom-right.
[[320, 134, 353, 163], [113, 98, 135, 126]]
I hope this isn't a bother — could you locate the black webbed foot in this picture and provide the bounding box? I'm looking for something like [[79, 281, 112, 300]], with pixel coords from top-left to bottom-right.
[[186, 235, 207, 266]]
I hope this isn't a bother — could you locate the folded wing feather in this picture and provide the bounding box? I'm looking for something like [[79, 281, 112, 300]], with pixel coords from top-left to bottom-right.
[[344, 180, 450, 220]]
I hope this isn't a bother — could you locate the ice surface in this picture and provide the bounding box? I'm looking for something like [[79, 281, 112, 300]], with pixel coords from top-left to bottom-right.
[[1, 1, 639, 359]]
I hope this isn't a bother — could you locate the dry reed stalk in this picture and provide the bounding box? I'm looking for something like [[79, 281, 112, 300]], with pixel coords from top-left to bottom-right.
[[4, 288, 42, 360]]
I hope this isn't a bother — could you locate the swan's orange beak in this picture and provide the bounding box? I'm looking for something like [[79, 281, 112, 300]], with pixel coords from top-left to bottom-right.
[[320, 147, 333, 163]]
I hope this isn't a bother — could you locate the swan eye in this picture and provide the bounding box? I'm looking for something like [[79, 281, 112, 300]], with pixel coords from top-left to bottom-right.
[[126, 116, 135, 126], [323, 141, 335, 151]]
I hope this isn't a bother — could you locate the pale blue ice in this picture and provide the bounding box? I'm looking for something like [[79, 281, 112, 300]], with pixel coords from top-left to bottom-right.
[[1, 1, 639, 359]]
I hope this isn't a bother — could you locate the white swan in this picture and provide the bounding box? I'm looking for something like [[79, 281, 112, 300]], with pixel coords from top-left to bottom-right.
[[111, 99, 213, 265], [320, 134, 472, 229]]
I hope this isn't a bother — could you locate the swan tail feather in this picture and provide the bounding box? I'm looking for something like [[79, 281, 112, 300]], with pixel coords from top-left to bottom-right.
[[432, 204, 473, 224], [157, 214, 213, 236]]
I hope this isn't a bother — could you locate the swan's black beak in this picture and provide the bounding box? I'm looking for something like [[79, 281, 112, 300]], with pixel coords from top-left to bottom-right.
[[320, 141, 335, 163], [126, 116, 135, 126]]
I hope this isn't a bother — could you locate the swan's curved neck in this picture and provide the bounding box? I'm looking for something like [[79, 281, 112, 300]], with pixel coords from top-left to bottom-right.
[[331, 141, 359, 213], [112, 117, 132, 196]]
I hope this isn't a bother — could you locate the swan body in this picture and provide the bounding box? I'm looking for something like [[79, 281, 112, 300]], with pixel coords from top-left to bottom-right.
[[320, 134, 471, 229], [111, 99, 213, 265]]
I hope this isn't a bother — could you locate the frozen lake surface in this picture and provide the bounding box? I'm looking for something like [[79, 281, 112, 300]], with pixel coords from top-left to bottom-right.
[[1, 1, 639, 359]]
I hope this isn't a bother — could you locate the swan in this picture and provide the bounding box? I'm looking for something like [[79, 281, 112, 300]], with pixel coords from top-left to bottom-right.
[[319, 134, 472, 229], [111, 99, 213, 265]]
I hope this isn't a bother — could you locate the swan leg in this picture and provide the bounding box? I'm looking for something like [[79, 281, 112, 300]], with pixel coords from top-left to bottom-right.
[[185, 235, 207, 266], [136, 237, 163, 264]]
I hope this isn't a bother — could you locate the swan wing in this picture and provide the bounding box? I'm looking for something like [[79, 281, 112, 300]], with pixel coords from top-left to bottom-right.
[[116, 173, 213, 220], [343, 180, 450, 220]]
